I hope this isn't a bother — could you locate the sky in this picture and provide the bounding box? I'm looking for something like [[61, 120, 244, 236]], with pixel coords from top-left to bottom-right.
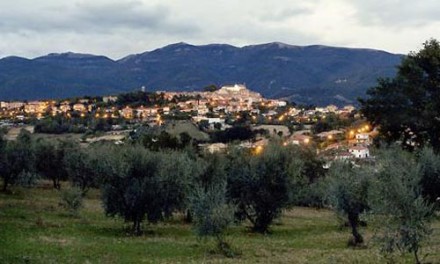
[[0, 0, 439, 59]]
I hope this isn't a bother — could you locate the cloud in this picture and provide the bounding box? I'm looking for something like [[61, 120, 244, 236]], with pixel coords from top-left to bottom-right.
[[259, 6, 313, 22], [0, 0, 439, 59], [73, 1, 198, 35], [347, 0, 440, 27], [0, 1, 199, 36]]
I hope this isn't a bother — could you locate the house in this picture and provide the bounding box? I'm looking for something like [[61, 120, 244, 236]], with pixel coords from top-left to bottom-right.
[[326, 105, 338, 113], [356, 133, 370, 144], [162, 107, 170, 115], [315, 107, 328, 113], [288, 134, 311, 145], [343, 105, 356, 112], [135, 106, 158, 119], [7, 102, 25, 110], [204, 143, 228, 154], [325, 143, 343, 151], [24, 101, 48, 114], [73, 103, 87, 112], [334, 151, 353, 161], [288, 108, 300, 116], [59, 103, 71, 113], [103, 96, 118, 103], [196, 105, 209, 115], [121, 106, 134, 119], [349, 146, 370, 158], [269, 100, 287, 107]]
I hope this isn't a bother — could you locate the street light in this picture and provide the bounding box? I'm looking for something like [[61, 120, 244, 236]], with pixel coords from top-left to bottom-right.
[[254, 145, 263, 155]]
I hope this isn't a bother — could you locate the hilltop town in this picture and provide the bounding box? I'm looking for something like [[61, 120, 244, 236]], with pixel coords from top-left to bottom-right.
[[0, 84, 373, 163]]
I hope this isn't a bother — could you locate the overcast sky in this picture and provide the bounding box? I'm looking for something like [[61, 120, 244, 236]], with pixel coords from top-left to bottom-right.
[[0, 0, 439, 59]]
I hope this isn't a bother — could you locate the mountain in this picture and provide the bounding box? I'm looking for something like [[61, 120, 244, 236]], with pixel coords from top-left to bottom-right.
[[0, 42, 402, 105]]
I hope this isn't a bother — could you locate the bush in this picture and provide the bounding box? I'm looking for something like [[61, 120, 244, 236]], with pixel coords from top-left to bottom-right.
[[327, 161, 372, 246], [100, 146, 198, 235], [0, 129, 36, 191], [227, 143, 304, 233], [60, 187, 83, 216], [191, 184, 235, 257], [371, 147, 435, 264], [418, 147, 440, 204], [15, 171, 39, 188]]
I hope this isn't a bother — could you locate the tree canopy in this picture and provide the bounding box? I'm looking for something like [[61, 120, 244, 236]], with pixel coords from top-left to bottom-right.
[[360, 39, 440, 151], [371, 147, 435, 264], [227, 144, 304, 233], [327, 161, 372, 246]]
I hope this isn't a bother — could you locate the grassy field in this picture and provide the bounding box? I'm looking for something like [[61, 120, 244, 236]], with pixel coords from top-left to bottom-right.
[[1, 183, 439, 264]]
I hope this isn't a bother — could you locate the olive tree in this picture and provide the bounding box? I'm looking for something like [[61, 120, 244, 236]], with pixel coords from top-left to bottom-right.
[[371, 147, 435, 264], [34, 139, 72, 189], [156, 150, 198, 218], [101, 146, 160, 235], [100, 146, 198, 235], [327, 161, 372, 246], [227, 143, 304, 233], [64, 147, 98, 195], [0, 129, 37, 191], [418, 147, 440, 204], [190, 183, 235, 257]]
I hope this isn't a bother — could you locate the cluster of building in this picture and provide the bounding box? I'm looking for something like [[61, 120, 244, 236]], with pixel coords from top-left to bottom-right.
[[0, 84, 355, 124], [1, 84, 372, 163]]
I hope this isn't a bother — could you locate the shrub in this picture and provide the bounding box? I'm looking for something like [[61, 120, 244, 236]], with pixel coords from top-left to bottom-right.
[[227, 144, 304, 233], [60, 187, 83, 216], [327, 161, 372, 246], [191, 184, 235, 257], [371, 147, 435, 264]]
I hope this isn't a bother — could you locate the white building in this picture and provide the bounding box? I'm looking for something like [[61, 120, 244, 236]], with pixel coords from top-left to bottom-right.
[[203, 143, 228, 153], [103, 96, 118, 103], [7, 102, 25, 110], [288, 134, 311, 145], [349, 146, 370, 159]]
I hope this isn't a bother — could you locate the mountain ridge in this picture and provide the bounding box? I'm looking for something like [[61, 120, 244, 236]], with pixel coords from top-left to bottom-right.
[[0, 42, 403, 105]]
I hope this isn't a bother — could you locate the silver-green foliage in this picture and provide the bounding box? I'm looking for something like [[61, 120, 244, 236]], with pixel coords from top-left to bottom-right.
[[372, 147, 434, 264], [190, 183, 235, 257], [327, 161, 372, 245], [0, 129, 36, 191], [418, 147, 440, 204], [100, 146, 198, 235], [227, 144, 304, 233], [60, 187, 83, 216], [191, 185, 234, 239]]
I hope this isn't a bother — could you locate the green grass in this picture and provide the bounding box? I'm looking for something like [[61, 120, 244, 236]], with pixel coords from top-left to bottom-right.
[[1, 184, 439, 264]]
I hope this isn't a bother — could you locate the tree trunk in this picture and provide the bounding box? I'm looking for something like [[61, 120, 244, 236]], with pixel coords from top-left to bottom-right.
[[348, 213, 363, 245], [184, 209, 192, 223], [2, 178, 8, 192], [132, 220, 142, 236], [252, 215, 271, 234], [414, 248, 420, 264], [53, 178, 61, 190]]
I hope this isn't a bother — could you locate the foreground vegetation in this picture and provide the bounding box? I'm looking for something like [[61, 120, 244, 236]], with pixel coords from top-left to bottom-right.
[[1, 184, 439, 264], [1, 127, 439, 263]]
